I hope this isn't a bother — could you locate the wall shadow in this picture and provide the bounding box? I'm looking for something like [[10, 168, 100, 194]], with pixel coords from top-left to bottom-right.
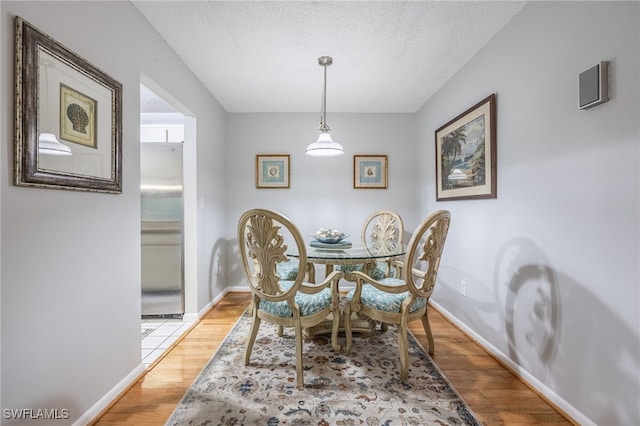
[[208, 237, 227, 301], [494, 237, 640, 425], [220, 237, 246, 290]]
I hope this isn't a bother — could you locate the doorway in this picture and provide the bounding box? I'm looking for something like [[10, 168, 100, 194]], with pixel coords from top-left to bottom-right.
[[140, 84, 185, 318], [139, 81, 197, 366]]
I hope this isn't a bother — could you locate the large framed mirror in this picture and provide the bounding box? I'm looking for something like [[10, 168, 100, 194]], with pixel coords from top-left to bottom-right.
[[14, 17, 122, 193]]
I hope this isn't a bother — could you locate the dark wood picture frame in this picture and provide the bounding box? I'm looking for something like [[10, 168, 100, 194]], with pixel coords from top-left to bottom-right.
[[14, 17, 122, 193], [435, 94, 497, 201]]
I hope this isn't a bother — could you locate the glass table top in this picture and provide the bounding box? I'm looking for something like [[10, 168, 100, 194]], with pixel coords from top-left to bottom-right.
[[288, 242, 405, 263]]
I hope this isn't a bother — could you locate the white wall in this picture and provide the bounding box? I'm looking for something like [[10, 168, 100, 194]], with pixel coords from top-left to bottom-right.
[[0, 1, 226, 423], [193, 105, 228, 313], [417, 2, 639, 425], [225, 113, 417, 287]]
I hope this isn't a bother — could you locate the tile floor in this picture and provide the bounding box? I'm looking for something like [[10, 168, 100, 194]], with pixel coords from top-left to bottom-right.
[[141, 317, 195, 368]]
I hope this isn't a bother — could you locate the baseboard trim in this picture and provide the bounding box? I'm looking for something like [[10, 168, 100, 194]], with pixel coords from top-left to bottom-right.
[[429, 300, 591, 426], [196, 287, 232, 318], [86, 289, 234, 424], [80, 364, 146, 426]]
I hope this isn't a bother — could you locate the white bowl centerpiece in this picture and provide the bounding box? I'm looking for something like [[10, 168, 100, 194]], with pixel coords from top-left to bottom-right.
[[311, 228, 349, 244]]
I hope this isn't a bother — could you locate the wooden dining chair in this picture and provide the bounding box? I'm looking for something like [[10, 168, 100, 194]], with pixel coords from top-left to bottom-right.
[[343, 210, 451, 380], [339, 210, 405, 279], [237, 208, 343, 388]]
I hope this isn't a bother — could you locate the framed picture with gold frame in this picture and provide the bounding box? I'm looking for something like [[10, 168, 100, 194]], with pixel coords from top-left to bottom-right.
[[354, 155, 388, 189], [256, 154, 290, 188]]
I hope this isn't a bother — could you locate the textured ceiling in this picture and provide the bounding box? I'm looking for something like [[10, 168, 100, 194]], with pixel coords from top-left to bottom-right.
[[134, 1, 526, 113]]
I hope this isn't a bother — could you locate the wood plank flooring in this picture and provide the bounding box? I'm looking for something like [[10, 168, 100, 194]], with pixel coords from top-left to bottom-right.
[[92, 292, 573, 425]]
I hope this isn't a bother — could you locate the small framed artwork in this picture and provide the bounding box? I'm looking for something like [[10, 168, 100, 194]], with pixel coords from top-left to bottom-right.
[[60, 84, 97, 148], [256, 154, 290, 188], [435, 93, 497, 201], [14, 17, 122, 193], [354, 155, 388, 189]]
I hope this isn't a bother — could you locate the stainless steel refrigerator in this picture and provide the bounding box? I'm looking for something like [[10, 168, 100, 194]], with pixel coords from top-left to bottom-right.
[[140, 142, 184, 318]]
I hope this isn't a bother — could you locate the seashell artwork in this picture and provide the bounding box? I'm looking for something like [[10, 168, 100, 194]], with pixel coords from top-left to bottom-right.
[[66, 103, 89, 133]]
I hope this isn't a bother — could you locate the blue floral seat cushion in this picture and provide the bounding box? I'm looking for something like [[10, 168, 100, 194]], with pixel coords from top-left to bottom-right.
[[338, 262, 387, 280], [345, 278, 427, 313], [259, 280, 332, 317], [276, 259, 300, 280]]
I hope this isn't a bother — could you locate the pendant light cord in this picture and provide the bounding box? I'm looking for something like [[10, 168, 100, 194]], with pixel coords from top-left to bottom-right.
[[321, 63, 327, 127], [318, 56, 332, 132]]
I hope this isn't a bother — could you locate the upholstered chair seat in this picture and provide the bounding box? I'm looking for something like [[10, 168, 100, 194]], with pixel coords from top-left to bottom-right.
[[338, 263, 387, 281], [345, 279, 427, 313], [276, 258, 316, 283], [259, 280, 333, 317], [276, 260, 301, 280]]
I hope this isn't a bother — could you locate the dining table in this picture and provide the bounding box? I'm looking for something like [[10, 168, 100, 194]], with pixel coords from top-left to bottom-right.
[[287, 239, 406, 339], [289, 240, 405, 280]]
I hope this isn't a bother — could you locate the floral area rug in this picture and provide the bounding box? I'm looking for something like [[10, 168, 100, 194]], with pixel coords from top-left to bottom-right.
[[166, 310, 481, 425]]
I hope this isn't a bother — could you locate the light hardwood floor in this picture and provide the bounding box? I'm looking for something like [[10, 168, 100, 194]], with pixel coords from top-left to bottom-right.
[[93, 292, 573, 425]]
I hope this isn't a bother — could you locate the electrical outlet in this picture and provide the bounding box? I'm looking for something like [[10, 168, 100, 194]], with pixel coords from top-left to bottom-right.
[[460, 280, 467, 297]]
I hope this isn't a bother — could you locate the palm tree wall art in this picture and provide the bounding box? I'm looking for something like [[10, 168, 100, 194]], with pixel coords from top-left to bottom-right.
[[435, 94, 497, 201]]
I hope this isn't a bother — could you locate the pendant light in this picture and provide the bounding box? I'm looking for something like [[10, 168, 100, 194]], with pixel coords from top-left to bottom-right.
[[305, 56, 344, 157], [39, 58, 71, 156]]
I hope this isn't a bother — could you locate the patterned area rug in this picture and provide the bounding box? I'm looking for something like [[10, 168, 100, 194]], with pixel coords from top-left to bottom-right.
[[166, 311, 480, 425]]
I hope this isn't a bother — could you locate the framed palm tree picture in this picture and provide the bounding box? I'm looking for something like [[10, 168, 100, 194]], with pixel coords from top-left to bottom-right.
[[435, 94, 497, 201]]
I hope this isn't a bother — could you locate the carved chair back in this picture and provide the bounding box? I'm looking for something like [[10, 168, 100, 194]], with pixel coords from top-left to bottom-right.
[[402, 210, 451, 299], [238, 209, 307, 304], [361, 210, 405, 255]]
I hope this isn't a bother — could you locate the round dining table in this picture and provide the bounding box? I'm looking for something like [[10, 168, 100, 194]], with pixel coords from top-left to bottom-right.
[[287, 240, 406, 339], [288, 240, 406, 281]]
